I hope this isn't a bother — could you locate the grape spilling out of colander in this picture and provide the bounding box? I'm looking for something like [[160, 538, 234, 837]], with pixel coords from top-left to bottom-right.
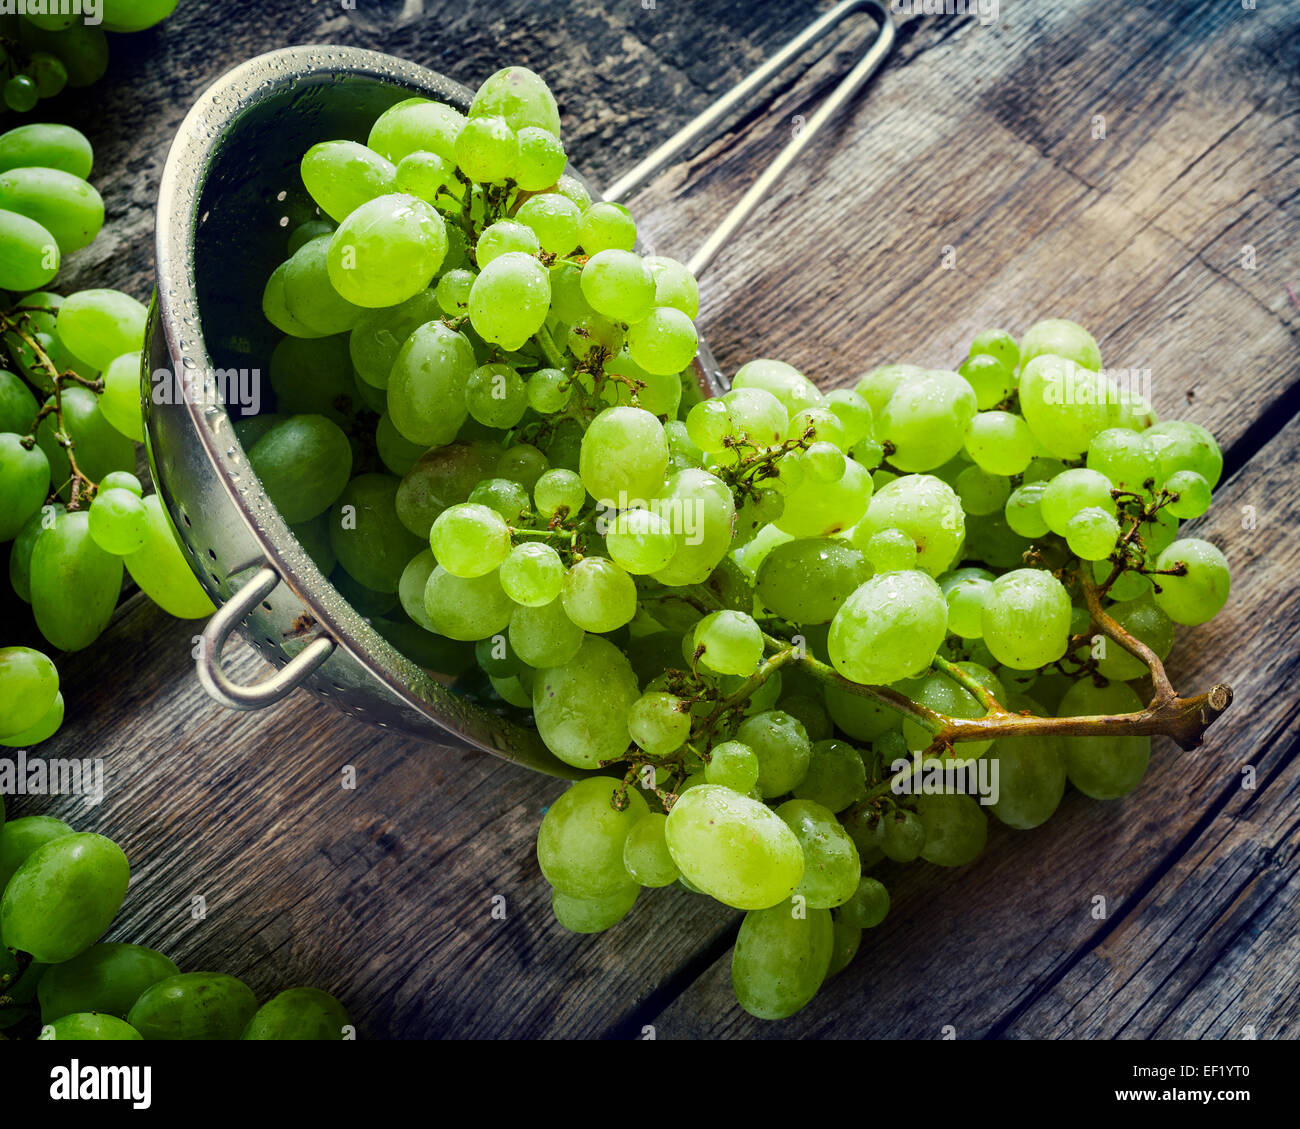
[[0, 55, 1232, 1033]]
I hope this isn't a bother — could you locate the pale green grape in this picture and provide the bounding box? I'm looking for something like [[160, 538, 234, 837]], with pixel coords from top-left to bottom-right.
[[627, 691, 690, 756], [776, 799, 860, 908], [30, 510, 122, 650], [735, 710, 811, 799], [827, 918, 862, 977], [940, 567, 994, 639], [424, 564, 513, 640], [477, 219, 539, 265], [470, 66, 561, 133], [454, 114, 518, 183], [849, 474, 964, 577], [580, 249, 655, 324], [0, 123, 93, 177], [300, 140, 396, 223], [387, 322, 475, 446], [1018, 317, 1101, 371], [964, 410, 1035, 476], [497, 443, 549, 492], [705, 740, 760, 793], [915, 793, 987, 866], [1096, 594, 1173, 680], [55, 288, 146, 371], [509, 596, 585, 667], [1040, 467, 1116, 535], [326, 194, 447, 308], [577, 202, 636, 254], [537, 776, 649, 898], [878, 370, 977, 472], [287, 219, 334, 256], [0, 431, 49, 540], [853, 362, 924, 417], [1004, 481, 1050, 538], [579, 405, 667, 506], [980, 568, 1071, 670], [88, 487, 149, 556], [282, 236, 365, 335], [429, 502, 511, 578], [376, 414, 426, 477], [838, 876, 890, 928], [567, 314, 622, 359], [1143, 420, 1222, 488], [533, 467, 585, 519], [1152, 538, 1229, 625], [643, 255, 699, 319], [514, 126, 567, 191], [0, 691, 63, 748], [121, 495, 215, 619], [731, 898, 832, 1020], [957, 352, 1013, 409], [515, 193, 581, 255], [1018, 355, 1125, 459], [497, 541, 562, 605], [465, 363, 527, 429], [1087, 427, 1158, 493], [0, 646, 58, 738], [828, 571, 948, 685], [95, 351, 144, 441], [956, 465, 1010, 517], [626, 306, 697, 376], [969, 327, 1020, 372], [37, 942, 177, 1023], [551, 885, 639, 933], [468, 251, 550, 349], [394, 150, 455, 200], [1164, 470, 1211, 519], [623, 814, 679, 888], [605, 507, 675, 574], [0, 167, 102, 254], [879, 808, 926, 862], [755, 538, 869, 624], [525, 367, 572, 414], [434, 268, 475, 318], [693, 610, 763, 676], [665, 785, 804, 910], [368, 97, 465, 163], [790, 739, 865, 812], [1065, 506, 1120, 560], [398, 549, 436, 630], [561, 556, 637, 632], [988, 722, 1068, 830], [1058, 678, 1150, 799], [0, 209, 58, 290], [901, 666, 1001, 760], [734, 358, 825, 417], [532, 636, 639, 768], [773, 458, 873, 539]]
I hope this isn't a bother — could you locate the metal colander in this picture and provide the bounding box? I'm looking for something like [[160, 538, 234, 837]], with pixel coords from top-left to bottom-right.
[[145, 2, 894, 778]]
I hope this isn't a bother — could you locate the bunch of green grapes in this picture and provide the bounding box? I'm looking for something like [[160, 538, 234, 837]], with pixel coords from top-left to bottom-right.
[[0, 1, 179, 112], [0, 786, 350, 1040], [250, 65, 1231, 1022]]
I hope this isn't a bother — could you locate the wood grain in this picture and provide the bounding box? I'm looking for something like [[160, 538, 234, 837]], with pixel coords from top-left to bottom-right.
[[2, 0, 1297, 1039]]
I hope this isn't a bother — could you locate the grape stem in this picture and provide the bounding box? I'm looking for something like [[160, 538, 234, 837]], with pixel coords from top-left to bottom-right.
[[533, 324, 568, 370], [931, 655, 1011, 715]]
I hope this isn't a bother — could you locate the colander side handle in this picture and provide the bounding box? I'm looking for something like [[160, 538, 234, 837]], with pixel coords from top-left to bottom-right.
[[197, 565, 336, 710], [603, 0, 895, 278]]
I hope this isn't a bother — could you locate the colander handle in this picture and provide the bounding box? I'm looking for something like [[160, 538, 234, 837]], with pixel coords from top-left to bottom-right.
[[197, 565, 337, 710], [602, 0, 895, 278]]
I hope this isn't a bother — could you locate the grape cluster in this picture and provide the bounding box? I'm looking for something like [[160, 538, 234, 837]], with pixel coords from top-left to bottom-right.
[[253, 66, 1231, 1021], [0, 1, 179, 112], [0, 783, 350, 1040]]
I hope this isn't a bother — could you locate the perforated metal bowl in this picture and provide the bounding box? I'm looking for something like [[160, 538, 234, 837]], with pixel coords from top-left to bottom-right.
[[146, 5, 893, 777]]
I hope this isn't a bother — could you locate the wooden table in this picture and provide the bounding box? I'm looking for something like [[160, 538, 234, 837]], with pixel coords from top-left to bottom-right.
[[6, 0, 1298, 1038]]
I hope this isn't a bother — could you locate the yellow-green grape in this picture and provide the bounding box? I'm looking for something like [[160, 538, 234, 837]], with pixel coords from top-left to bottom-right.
[[829, 570, 948, 686], [0, 689, 63, 747], [424, 564, 513, 640], [980, 567, 1071, 670], [1019, 317, 1101, 371], [347, 284, 439, 383], [792, 738, 866, 812], [823, 388, 872, 448], [1095, 595, 1173, 680], [0, 369, 38, 433], [580, 249, 655, 323], [1004, 481, 1050, 538], [509, 596, 584, 667], [939, 567, 994, 639], [579, 405, 667, 505], [394, 150, 455, 200], [476, 219, 539, 266], [837, 875, 890, 929], [567, 313, 622, 359], [434, 268, 476, 318], [0, 832, 129, 963], [1143, 420, 1222, 489], [561, 556, 637, 632], [735, 710, 812, 799], [623, 813, 680, 888], [642, 254, 699, 319], [514, 126, 566, 190], [626, 306, 698, 376], [789, 406, 848, 451], [554, 173, 590, 211], [577, 201, 636, 254], [300, 140, 396, 223], [42, 1014, 142, 1040], [968, 326, 1019, 371], [1018, 355, 1126, 459], [30, 510, 123, 650], [35, 386, 133, 498], [1065, 506, 1120, 560], [731, 898, 833, 1019], [964, 410, 1034, 476], [469, 65, 561, 134], [122, 494, 217, 619], [98, 351, 143, 441], [988, 725, 1068, 831], [287, 219, 334, 256], [754, 538, 870, 625], [429, 502, 510, 578], [705, 740, 760, 793], [0, 208, 58, 290], [497, 442, 549, 491], [1058, 678, 1150, 799], [454, 114, 517, 183], [465, 362, 527, 428], [878, 369, 978, 472], [772, 457, 873, 539], [602, 506, 672, 575], [375, 413, 426, 477], [242, 987, 351, 1040], [1040, 467, 1116, 535], [957, 352, 1013, 409], [498, 542, 564, 607], [0, 817, 70, 892], [88, 487, 149, 556], [850, 473, 964, 577], [0, 122, 92, 177], [551, 885, 639, 933], [627, 691, 690, 756], [1151, 537, 1230, 625], [1087, 427, 1159, 493], [326, 194, 447, 308], [126, 973, 258, 1041], [330, 474, 423, 593], [533, 467, 585, 519], [261, 261, 323, 338], [915, 792, 988, 866], [665, 785, 804, 910], [367, 97, 465, 164], [863, 526, 918, 572], [878, 807, 926, 862], [248, 414, 353, 522], [467, 251, 550, 349], [901, 665, 1002, 760], [282, 235, 365, 335], [650, 468, 736, 586], [827, 917, 862, 976], [692, 610, 762, 676], [549, 259, 592, 323], [532, 635, 640, 767], [0, 431, 49, 540], [37, 942, 178, 1023], [387, 322, 475, 446], [0, 646, 58, 738], [1163, 469, 1211, 519], [515, 193, 581, 256], [0, 167, 102, 254], [537, 776, 648, 897], [469, 477, 530, 522], [852, 362, 923, 417], [776, 799, 860, 908]]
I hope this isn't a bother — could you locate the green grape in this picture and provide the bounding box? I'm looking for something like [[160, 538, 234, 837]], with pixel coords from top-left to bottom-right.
[[326, 194, 447, 308], [537, 776, 648, 897], [1, 833, 129, 963], [387, 321, 475, 445], [852, 362, 923, 417], [705, 740, 760, 793], [101, 470, 142, 496], [42, 1013, 142, 1041], [396, 440, 500, 537], [287, 219, 335, 256], [1018, 317, 1101, 371], [626, 306, 697, 375], [731, 897, 832, 1020], [476, 219, 539, 265], [429, 502, 511, 578], [788, 407, 847, 451], [901, 667, 1001, 760], [38, 942, 178, 1023], [241, 987, 350, 1040], [55, 288, 147, 371], [0, 167, 102, 254], [664, 785, 804, 910], [957, 352, 1013, 409], [35, 387, 134, 497], [88, 486, 149, 555], [1152, 538, 1229, 625], [772, 457, 873, 539], [838, 875, 890, 928], [0, 689, 63, 747], [956, 465, 1010, 516], [561, 556, 637, 632], [969, 327, 1020, 372], [0, 123, 92, 177], [532, 634, 639, 766], [533, 467, 585, 519], [1087, 427, 1158, 492], [627, 691, 690, 756], [497, 443, 549, 491], [261, 261, 323, 338], [248, 414, 353, 522], [734, 710, 811, 799], [467, 251, 550, 349], [800, 441, 846, 484], [964, 410, 1034, 476], [367, 97, 465, 164], [122, 495, 215, 618], [1164, 469, 1211, 519], [577, 201, 636, 254], [28, 52, 68, 97], [1095, 594, 1173, 680], [513, 126, 567, 190], [30, 510, 122, 650], [980, 567, 1071, 670], [0, 369, 37, 433], [434, 269, 475, 318], [299, 140, 395, 223], [98, 351, 144, 441], [1143, 420, 1222, 488], [375, 413, 426, 477], [515, 193, 581, 256], [346, 290, 441, 391], [1142, 504, 1180, 558], [1018, 355, 1126, 459], [580, 250, 655, 324], [820, 390, 871, 450], [0, 646, 58, 739], [395, 548, 436, 630], [622, 813, 679, 888], [470, 66, 561, 133], [100, 0, 180, 32], [605, 506, 675, 574], [693, 610, 762, 676], [551, 883, 639, 933], [778, 694, 831, 742], [1004, 481, 1050, 538], [940, 567, 994, 639], [579, 405, 667, 506], [1058, 678, 1150, 799], [465, 362, 527, 428], [775, 799, 860, 908], [2, 75, 38, 113], [0, 431, 49, 540], [878, 370, 977, 472], [878, 808, 926, 862], [987, 725, 1067, 829], [8, 503, 59, 603], [127, 973, 258, 1041], [915, 792, 987, 866], [642, 254, 699, 319], [454, 114, 517, 183], [733, 358, 823, 417], [850, 473, 964, 577], [1065, 506, 1120, 560], [0, 208, 58, 290], [468, 477, 530, 523], [648, 479, 733, 591], [1040, 467, 1115, 534], [789, 739, 865, 811], [330, 474, 423, 593], [282, 236, 367, 335], [754, 538, 868, 625], [394, 150, 455, 200], [489, 673, 531, 708], [548, 259, 590, 324], [567, 313, 622, 359], [828, 571, 948, 685], [509, 596, 584, 667], [827, 917, 862, 977]]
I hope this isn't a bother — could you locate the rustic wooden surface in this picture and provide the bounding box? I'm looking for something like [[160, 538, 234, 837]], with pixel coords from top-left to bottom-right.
[[3, 0, 1298, 1039]]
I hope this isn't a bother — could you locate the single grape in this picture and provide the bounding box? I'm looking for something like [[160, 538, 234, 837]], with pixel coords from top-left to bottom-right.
[[731, 898, 832, 1020], [828, 571, 948, 685], [693, 610, 763, 676], [509, 597, 585, 667], [980, 568, 1071, 670], [127, 973, 258, 1041], [561, 556, 637, 632], [1151, 538, 1230, 625], [242, 987, 351, 1041]]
